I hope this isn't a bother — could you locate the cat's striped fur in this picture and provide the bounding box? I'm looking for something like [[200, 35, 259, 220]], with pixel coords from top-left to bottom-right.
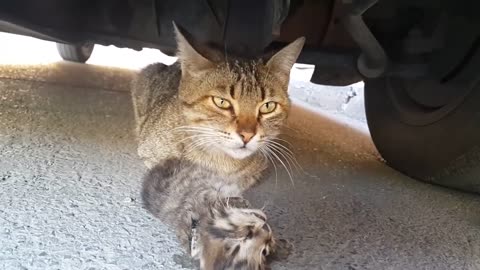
[[131, 25, 304, 192], [142, 159, 274, 270], [133, 24, 304, 269]]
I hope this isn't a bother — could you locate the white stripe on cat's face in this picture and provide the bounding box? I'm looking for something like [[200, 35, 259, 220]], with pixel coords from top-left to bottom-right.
[[220, 132, 260, 159]]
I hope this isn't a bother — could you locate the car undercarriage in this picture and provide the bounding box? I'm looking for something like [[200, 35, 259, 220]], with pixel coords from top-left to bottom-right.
[[1, 0, 480, 193]]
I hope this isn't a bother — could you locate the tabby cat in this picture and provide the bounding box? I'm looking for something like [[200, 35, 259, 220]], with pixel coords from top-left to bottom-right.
[[131, 24, 304, 193], [132, 24, 304, 269]]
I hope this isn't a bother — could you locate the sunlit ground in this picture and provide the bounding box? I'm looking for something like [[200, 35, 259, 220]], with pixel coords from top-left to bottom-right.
[[0, 32, 177, 69], [0, 32, 314, 81]]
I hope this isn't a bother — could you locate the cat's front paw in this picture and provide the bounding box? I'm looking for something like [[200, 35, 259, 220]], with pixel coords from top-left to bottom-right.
[[223, 196, 251, 209], [269, 238, 293, 261], [199, 206, 274, 270]]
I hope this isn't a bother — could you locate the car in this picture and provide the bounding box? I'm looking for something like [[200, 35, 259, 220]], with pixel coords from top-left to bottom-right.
[[1, 0, 479, 193]]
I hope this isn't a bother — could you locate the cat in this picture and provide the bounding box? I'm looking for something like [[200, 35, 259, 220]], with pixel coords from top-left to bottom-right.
[[142, 159, 277, 270], [133, 24, 303, 269], [131, 24, 305, 193]]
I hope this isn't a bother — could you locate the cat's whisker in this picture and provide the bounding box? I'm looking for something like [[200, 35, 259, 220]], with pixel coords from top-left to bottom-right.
[[263, 145, 295, 187], [273, 148, 303, 179], [182, 135, 215, 145], [176, 134, 230, 145], [174, 128, 231, 147], [264, 139, 297, 160], [268, 145, 297, 180], [186, 140, 216, 155], [267, 144, 295, 176], [174, 129, 220, 135], [263, 139, 300, 170], [264, 139, 303, 172], [175, 130, 231, 142], [267, 139, 303, 172], [173, 125, 224, 133], [259, 147, 278, 190], [183, 137, 221, 156], [182, 137, 213, 155], [183, 141, 212, 156], [177, 135, 216, 144], [271, 137, 295, 148], [175, 129, 223, 137], [183, 141, 211, 153], [172, 125, 213, 131]]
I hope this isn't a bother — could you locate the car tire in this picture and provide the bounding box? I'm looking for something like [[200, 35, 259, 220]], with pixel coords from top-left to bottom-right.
[[56, 42, 94, 63], [364, 76, 480, 193]]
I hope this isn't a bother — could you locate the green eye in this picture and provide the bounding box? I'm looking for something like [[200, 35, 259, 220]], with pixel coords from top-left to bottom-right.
[[259, 101, 277, 114], [212, 97, 232, 109]]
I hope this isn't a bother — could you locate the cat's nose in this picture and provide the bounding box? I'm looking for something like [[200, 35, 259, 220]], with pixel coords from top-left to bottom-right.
[[239, 131, 255, 144]]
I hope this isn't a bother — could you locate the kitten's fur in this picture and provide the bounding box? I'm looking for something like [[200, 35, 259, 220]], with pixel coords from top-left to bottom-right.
[[131, 25, 304, 193], [142, 159, 275, 270]]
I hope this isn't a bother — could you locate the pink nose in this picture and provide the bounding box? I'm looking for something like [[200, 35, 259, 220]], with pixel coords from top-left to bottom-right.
[[239, 131, 255, 144]]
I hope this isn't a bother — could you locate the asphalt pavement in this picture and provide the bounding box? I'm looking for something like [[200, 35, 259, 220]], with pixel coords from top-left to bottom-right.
[[0, 62, 479, 270]]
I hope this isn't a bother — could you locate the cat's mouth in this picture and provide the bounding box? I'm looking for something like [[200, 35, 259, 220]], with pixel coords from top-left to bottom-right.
[[222, 146, 256, 159], [210, 135, 260, 159]]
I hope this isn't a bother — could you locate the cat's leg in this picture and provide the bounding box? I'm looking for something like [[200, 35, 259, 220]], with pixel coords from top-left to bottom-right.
[[175, 226, 193, 253], [142, 160, 197, 254]]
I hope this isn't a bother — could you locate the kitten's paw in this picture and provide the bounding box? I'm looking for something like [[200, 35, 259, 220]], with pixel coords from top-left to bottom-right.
[[270, 238, 293, 261], [229, 207, 267, 223], [201, 206, 274, 270], [223, 197, 251, 209]]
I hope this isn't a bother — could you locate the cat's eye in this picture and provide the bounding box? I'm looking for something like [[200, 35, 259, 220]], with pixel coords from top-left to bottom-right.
[[261, 247, 268, 257], [259, 101, 277, 114], [212, 96, 232, 109]]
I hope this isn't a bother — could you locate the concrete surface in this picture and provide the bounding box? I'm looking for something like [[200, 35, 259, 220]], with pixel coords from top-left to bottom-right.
[[0, 62, 480, 270], [288, 75, 366, 123]]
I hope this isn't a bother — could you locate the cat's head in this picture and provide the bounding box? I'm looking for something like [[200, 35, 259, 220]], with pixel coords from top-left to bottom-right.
[[174, 24, 305, 159]]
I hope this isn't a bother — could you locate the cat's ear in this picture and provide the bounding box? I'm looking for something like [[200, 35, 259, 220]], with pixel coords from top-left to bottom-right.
[[266, 37, 305, 81], [173, 22, 214, 76]]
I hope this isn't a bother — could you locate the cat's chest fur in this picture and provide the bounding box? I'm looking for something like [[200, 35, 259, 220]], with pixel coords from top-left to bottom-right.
[[186, 150, 268, 191]]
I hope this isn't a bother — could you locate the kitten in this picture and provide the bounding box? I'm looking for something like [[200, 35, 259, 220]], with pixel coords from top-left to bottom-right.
[[142, 159, 275, 270], [131, 24, 305, 192]]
